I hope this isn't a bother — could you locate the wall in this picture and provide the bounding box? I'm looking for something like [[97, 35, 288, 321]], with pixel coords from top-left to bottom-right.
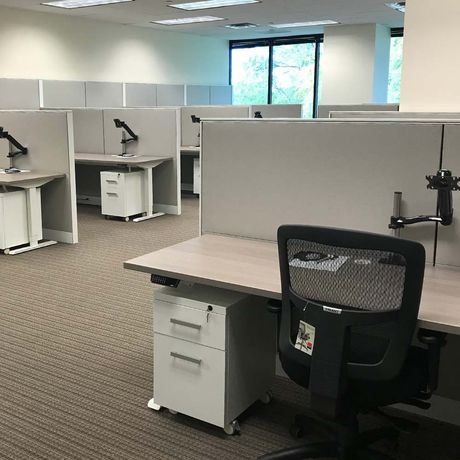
[[321, 24, 390, 104], [400, 0, 460, 111], [0, 6, 229, 85]]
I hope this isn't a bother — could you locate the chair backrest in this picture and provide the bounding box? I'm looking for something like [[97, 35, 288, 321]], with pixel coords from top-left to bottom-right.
[[277, 225, 425, 419]]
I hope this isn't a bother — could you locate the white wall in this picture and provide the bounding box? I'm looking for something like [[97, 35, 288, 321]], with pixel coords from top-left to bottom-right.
[[400, 0, 460, 111], [321, 24, 390, 104], [0, 6, 229, 85]]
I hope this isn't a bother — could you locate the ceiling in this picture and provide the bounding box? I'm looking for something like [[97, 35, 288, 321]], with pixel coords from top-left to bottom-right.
[[0, 0, 405, 39]]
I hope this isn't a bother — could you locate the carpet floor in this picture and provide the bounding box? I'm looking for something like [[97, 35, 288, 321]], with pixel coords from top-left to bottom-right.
[[0, 196, 458, 460]]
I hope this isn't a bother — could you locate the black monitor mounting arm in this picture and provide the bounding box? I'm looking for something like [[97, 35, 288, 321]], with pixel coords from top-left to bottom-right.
[[389, 169, 460, 230], [191, 115, 201, 124], [114, 119, 138, 145], [0, 126, 28, 159]]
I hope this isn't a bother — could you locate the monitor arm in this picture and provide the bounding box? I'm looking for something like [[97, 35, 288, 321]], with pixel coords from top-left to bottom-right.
[[113, 119, 138, 144], [0, 126, 28, 158], [389, 169, 460, 230], [254, 111, 263, 118], [191, 115, 201, 124]]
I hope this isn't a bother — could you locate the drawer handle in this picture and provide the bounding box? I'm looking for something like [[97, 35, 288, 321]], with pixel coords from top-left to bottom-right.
[[107, 192, 118, 197], [170, 318, 202, 330], [170, 352, 201, 365], [106, 179, 118, 184]]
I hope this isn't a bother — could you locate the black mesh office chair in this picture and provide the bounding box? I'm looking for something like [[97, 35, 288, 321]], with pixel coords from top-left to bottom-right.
[[260, 225, 445, 460]]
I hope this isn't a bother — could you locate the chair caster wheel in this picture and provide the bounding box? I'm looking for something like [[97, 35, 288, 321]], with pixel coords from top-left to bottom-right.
[[3, 248, 10, 255], [259, 390, 273, 405], [289, 423, 305, 439], [168, 409, 178, 415], [224, 420, 240, 435]]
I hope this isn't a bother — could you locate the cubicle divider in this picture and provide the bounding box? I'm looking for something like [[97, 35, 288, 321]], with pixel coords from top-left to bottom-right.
[[0, 110, 78, 243], [200, 119, 449, 263], [73, 107, 181, 215], [317, 103, 399, 118], [249, 104, 303, 118], [185, 85, 233, 106], [0, 79, 40, 109], [40, 80, 86, 108], [329, 111, 460, 120]]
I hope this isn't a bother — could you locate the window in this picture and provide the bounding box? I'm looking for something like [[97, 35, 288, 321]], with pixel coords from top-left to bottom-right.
[[230, 35, 323, 117], [388, 30, 404, 103]]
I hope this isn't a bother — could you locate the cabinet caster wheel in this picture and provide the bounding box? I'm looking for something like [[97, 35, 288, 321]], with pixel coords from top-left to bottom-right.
[[104, 215, 109, 220], [289, 423, 305, 439], [3, 248, 10, 255], [168, 409, 178, 415], [259, 390, 273, 405], [224, 420, 240, 436], [124, 217, 130, 222]]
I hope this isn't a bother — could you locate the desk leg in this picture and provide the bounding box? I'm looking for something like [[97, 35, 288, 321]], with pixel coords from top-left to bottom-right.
[[148, 398, 162, 411], [7, 187, 57, 255], [133, 167, 165, 223]]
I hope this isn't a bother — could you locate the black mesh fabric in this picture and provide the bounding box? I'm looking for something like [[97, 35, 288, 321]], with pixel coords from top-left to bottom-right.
[[287, 239, 406, 312]]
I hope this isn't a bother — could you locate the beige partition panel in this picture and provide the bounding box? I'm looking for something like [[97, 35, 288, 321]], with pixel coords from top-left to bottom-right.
[[0, 79, 40, 109], [250, 104, 303, 118], [330, 111, 460, 120], [0, 110, 77, 243], [201, 120, 442, 259], [103, 108, 181, 214], [85, 82, 123, 108], [157, 85, 185, 106], [72, 109, 105, 154], [317, 104, 399, 118], [186, 85, 210, 106], [125, 83, 157, 107], [180, 105, 250, 147], [41, 80, 86, 108], [210, 86, 232, 105]]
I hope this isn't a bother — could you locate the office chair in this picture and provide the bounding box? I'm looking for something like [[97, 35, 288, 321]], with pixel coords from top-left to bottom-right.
[[260, 225, 445, 460]]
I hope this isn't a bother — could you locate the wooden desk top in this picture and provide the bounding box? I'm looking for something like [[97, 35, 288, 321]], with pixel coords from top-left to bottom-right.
[[124, 234, 460, 335], [0, 171, 65, 187], [75, 153, 172, 167]]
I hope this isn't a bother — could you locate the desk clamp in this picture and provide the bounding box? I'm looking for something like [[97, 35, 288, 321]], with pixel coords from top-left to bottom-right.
[[0, 126, 28, 174], [389, 169, 460, 235]]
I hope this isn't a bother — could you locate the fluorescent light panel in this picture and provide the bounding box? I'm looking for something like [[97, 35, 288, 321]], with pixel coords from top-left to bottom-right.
[[271, 19, 339, 29], [152, 16, 225, 25], [42, 0, 133, 8], [385, 2, 406, 13], [170, 0, 260, 11], [225, 22, 258, 29]]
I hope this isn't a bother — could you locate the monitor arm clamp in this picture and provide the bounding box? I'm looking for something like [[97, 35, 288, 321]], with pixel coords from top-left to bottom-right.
[[113, 119, 138, 156], [0, 126, 28, 173], [389, 169, 460, 231]]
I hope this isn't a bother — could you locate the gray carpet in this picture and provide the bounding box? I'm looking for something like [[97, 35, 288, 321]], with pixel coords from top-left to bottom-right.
[[0, 196, 459, 460]]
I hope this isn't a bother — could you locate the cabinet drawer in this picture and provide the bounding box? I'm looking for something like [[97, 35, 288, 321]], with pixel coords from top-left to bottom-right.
[[101, 191, 125, 216], [101, 171, 124, 186], [154, 334, 226, 427], [154, 300, 226, 350]]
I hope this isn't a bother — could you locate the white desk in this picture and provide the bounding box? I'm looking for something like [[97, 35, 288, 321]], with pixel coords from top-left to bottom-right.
[[75, 153, 172, 222], [125, 234, 460, 336], [0, 171, 64, 255]]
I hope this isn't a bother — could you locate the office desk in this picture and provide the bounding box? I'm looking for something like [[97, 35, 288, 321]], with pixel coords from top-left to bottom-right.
[[75, 153, 172, 222], [0, 171, 65, 255], [124, 234, 460, 335]]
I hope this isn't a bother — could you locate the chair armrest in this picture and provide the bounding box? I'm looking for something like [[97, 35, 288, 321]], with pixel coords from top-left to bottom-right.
[[267, 299, 282, 315], [417, 328, 447, 394]]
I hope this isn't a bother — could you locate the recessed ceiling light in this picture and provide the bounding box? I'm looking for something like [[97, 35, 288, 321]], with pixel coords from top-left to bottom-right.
[[170, 0, 260, 11], [385, 2, 406, 13], [225, 22, 258, 29], [151, 16, 225, 25], [270, 20, 339, 29], [41, 0, 134, 8]]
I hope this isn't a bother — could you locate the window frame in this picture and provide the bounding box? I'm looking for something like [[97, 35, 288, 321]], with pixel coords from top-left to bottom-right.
[[229, 34, 324, 115]]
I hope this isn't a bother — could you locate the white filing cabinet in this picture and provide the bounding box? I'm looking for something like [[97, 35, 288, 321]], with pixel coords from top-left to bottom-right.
[[153, 284, 276, 434], [0, 189, 29, 252], [193, 158, 200, 195], [100, 170, 144, 220]]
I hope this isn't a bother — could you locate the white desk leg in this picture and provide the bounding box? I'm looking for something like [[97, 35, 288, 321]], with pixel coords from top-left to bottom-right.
[[7, 187, 57, 255], [133, 166, 165, 223], [148, 398, 162, 411]]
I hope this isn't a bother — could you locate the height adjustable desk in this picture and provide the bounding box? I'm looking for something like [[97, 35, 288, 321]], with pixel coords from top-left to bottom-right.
[[0, 171, 64, 255], [75, 153, 172, 222]]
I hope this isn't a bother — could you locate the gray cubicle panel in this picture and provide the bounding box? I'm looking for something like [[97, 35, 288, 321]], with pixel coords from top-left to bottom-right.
[[0, 110, 77, 243], [330, 111, 460, 120], [201, 120, 442, 259], [157, 84, 186, 107], [0, 79, 40, 109], [85, 81, 123, 108], [180, 105, 250, 147], [317, 104, 399, 118], [72, 109, 105, 154], [437, 123, 460, 267], [103, 108, 181, 214], [186, 85, 210, 106], [250, 104, 303, 118], [125, 83, 157, 107], [41, 80, 86, 108], [210, 86, 232, 105]]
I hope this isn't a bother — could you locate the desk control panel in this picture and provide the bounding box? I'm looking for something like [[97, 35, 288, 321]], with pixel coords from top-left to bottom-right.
[[151, 274, 180, 288]]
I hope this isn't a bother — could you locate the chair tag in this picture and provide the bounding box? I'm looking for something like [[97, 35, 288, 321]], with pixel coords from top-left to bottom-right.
[[323, 306, 342, 315], [295, 321, 315, 356]]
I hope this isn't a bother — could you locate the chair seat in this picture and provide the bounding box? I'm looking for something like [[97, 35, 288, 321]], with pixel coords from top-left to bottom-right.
[[280, 346, 429, 409]]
